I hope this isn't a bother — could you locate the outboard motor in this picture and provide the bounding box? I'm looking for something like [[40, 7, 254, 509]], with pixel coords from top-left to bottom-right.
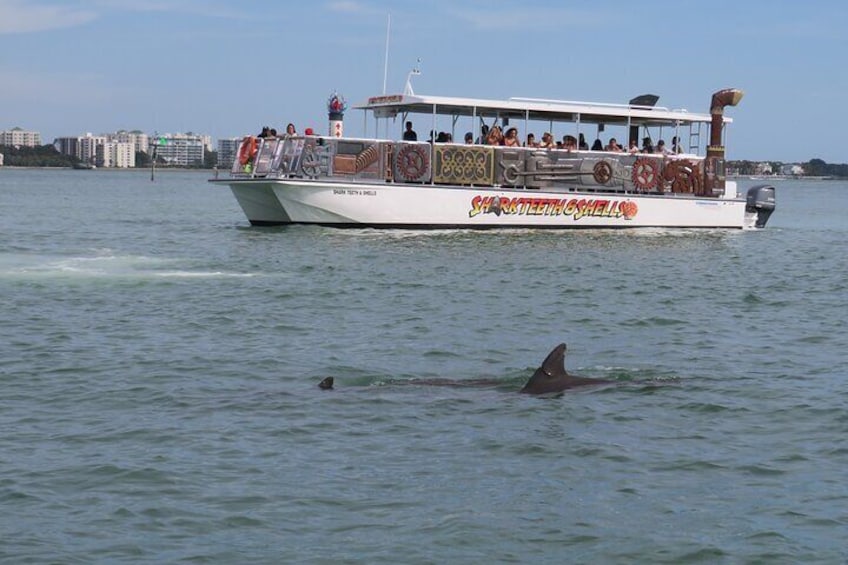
[[746, 185, 776, 228]]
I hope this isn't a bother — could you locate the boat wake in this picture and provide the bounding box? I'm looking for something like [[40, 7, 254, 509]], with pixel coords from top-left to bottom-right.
[[0, 250, 258, 280]]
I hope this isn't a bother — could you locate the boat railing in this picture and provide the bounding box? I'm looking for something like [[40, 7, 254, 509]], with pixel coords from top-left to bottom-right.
[[231, 135, 717, 197]]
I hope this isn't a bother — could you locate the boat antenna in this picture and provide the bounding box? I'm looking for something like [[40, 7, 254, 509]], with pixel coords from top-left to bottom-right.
[[404, 58, 421, 96], [382, 14, 391, 94]]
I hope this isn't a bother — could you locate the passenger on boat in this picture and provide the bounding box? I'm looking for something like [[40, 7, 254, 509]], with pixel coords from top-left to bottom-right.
[[539, 132, 555, 149], [628, 140, 640, 153], [503, 127, 521, 147], [486, 125, 504, 146], [591, 139, 603, 151], [269, 128, 278, 137], [641, 137, 654, 153], [656, 139, 670, 155], [476, 125, 489, 144], [286, 123, 296, 135], [563, 135, 578, 151], [464, 132, 474, 144], [605, 138, 623, 152], [435, 131, 450, 143], [672, 136, 683, 154], [579, 134, 589, 150], [257, 126, 271, 138], [524, 133, 538, 147], [403, 121, 417, 141]]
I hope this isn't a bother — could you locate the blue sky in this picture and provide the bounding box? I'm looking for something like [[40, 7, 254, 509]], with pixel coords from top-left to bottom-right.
[[1, 0, 846, 163]]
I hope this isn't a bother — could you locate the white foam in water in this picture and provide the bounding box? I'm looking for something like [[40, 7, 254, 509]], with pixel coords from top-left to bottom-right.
[[0, 250, 258, 280]]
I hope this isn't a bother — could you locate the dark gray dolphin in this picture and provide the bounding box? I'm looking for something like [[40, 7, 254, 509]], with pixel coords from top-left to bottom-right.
[[318, 343, 610, 394], [519, 343, 610, 394]]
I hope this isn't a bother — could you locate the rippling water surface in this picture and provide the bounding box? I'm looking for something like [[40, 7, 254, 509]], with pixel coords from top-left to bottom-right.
[[1, 169, 846, 563]]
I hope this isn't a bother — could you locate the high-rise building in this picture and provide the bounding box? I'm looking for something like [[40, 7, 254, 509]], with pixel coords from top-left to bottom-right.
[[153, 133, 206, 166], [78, 133, 106, 166], [97, 141, 135, 168], [217, 138, 240, 170], [0, 127, 41, 147], [110, 130, 149, 154]]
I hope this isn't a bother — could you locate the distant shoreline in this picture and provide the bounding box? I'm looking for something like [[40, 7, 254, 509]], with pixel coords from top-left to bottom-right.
[[0, 165, 214, 173]]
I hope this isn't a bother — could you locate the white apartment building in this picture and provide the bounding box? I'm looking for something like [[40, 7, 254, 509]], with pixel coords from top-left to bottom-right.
[[110, 130, 149, 154], [217, 138, 240, 169], [97, 141, 135, 168], [78, 134, 106, 166], [153, 133, 206, 166], [0, 127, 42, 147]]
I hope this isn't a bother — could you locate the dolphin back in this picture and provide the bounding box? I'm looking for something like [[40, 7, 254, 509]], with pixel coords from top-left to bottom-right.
[[520, 343, 608, 394]]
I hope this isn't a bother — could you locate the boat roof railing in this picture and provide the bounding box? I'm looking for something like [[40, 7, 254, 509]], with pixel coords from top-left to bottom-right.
[[355, 93, 728, 127]]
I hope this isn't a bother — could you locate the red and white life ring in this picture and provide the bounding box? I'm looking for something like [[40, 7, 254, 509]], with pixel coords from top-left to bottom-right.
[[631, 157, 658, 190], [238, 136, 258, 166]]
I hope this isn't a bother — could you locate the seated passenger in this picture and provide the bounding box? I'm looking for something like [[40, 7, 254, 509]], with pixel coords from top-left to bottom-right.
[[671, 136, 683, 154], [641, 137, 654, 153], [286, 123, 296, 135], [578, 133, 589, 150], [605, 138, 622, 152], [538, 132, 555, 149], [628, 139, 639, 153], [563, 135, 577, 151], [476, 125, 489, 144], [435, 131, 449, 143], [524, 133, 538, 147], [503, 127, 521, 147], [591, 138, 603, 151], [656, 139, 670, 155], [464, 131, 474, 144], [486, 125, 504, 145]]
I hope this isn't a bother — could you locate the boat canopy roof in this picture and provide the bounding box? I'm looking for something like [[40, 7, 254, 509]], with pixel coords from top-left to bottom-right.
[[354, 93, 728, 127]]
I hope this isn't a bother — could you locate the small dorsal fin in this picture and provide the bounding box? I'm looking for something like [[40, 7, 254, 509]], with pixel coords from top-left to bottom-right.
[[540, 343, 567, 377]]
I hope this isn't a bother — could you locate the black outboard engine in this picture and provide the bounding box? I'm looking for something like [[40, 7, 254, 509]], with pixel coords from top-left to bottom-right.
[[746, 185, 776, 228]]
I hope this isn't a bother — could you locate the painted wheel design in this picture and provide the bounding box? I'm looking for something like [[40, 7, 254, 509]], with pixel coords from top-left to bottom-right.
[[396, 144, 429, 182], [300, 146, 320, 177], [662, 160, 701, 194], [593, 160, 613, 185], [631, 158, 658, 190]]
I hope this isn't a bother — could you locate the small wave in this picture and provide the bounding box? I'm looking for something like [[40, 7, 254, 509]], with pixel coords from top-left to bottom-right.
[[0, 251, 259, 280]]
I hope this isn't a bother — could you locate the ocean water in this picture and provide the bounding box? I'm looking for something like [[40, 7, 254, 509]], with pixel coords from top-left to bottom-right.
[[0, 169, 846, 563]]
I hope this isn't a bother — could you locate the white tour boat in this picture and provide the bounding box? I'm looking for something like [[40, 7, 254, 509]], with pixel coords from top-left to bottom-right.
[[211, 87, 775, 229]]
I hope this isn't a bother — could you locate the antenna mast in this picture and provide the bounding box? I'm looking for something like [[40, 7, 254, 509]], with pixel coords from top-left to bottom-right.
[[382, 14, 391, 94], [404, 58, 421, 96]]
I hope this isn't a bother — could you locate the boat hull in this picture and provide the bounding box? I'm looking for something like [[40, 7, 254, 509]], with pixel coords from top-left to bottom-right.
[[214, 178, 759, 229]]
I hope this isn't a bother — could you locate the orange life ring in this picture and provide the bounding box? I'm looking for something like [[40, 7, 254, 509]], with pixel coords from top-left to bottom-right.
[[238, 136, 258, 166], [396, 144, 429, 182], [631, 157, 658, 191]]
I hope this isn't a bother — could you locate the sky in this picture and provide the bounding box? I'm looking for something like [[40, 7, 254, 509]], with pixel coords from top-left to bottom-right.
[[1, 0, 847, 163]]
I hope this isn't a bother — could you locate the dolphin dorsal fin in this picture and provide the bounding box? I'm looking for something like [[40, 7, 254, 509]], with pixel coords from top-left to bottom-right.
[[540, 343, 567, 377]]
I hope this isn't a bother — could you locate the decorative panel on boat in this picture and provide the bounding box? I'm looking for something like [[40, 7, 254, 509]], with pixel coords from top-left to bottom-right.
[[433, 145, 494, 185], [494, 148, 525, 187], [525, 150, 580, 189], [659, 158, 704, 195], [331, 141, 388, 180], [299, 139, 330, 178], [579, 157, 623, 188], [394, 143, 432, 183]]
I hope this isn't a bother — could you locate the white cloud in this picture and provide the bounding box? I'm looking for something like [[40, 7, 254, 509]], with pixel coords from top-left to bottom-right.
[[0, 0, 97, 34]]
